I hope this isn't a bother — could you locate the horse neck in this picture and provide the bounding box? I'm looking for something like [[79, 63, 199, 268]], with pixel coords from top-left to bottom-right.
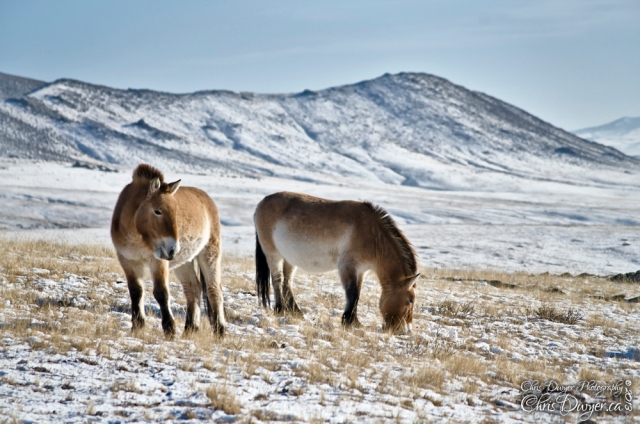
[[372, 229, 409, 287]]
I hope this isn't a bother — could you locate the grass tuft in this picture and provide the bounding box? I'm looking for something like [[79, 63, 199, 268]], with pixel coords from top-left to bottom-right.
[[533, 304, 583, 324], [206, 384, 242, 415]]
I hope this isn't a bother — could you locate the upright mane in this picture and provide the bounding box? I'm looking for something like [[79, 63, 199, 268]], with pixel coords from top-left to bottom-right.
[[365, 202, 417, 276], [133, 164, 164, 184]]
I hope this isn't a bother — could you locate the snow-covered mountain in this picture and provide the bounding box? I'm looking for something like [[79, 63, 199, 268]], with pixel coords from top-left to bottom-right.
[[574, 117, 640, 157], [0, 71, 636, 190]]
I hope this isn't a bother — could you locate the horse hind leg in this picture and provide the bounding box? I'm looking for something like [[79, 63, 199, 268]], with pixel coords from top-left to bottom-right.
[[197, 243, 226, 336], [282, 260, 302, 316], [339, 265, 363, 328], [265, 256, 286, 314], [174, 261, 202, 334]]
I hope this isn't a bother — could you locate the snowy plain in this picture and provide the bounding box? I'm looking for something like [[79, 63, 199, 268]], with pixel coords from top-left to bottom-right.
[[2, 158, 640, 275]]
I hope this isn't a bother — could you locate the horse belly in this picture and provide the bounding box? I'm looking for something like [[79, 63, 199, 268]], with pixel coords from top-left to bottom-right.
[[272, 224, 348, 273]]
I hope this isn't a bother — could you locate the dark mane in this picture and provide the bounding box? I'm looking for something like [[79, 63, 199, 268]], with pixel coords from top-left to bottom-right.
[[365, 202, 417, 276], [133, 164, 164, 184]]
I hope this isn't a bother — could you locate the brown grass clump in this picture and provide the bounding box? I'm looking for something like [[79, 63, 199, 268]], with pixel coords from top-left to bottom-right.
[[532, 304, 583, 324], [444, 353, 487, 378], [205, 384, 242, 415], [436, 299, 475, 318], [405, 364, 446, 392]]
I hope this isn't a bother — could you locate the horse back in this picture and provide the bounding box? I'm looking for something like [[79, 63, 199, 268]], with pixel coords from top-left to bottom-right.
[[255, 192, 376, 270]]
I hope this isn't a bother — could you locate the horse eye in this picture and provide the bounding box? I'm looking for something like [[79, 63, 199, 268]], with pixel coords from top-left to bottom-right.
[[154, 210, 162, 216], [408, 299, 414, 305]]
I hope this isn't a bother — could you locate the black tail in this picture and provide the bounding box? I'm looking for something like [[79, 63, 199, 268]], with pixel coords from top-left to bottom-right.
[[199, 265, 214, 325], [255, 232, 271, 307]]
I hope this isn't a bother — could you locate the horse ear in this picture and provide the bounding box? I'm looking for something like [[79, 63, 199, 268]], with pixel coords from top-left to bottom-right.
[[406, 273, 420, 288], [149, 178, 161, 195], [166, 179, 181, 195]]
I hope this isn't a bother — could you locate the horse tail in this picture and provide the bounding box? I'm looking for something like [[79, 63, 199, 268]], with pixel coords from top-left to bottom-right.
[[199, 265, 214, 324], [255, 232, 271, 307]]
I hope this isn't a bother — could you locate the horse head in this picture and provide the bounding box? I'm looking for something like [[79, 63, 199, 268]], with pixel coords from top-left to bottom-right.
[[380, 273, 419, 333], [135, 177, 182, 261]]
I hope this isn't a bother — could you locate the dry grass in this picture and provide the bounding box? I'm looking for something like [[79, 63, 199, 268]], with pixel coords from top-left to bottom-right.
[[405, 364, 446, 392], [444, 352, 487, 377], [0, 235, 121, 282], [436, 299, 475, 318], [1, 237, 639, 421], [424, 266, 637, 302], [585, 313, 624, 330]]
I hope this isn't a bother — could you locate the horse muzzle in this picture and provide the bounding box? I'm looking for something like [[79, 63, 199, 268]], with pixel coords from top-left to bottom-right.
[[154, 238, 180, 261]]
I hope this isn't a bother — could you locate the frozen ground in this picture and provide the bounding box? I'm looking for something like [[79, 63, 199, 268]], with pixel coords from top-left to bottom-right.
[[0, 239, 639, 423]]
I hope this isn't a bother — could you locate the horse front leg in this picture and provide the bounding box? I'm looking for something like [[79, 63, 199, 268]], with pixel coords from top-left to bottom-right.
[[151, 259, 176, 338], [339, 265, 363, 328], [118, 256, 146, 331]]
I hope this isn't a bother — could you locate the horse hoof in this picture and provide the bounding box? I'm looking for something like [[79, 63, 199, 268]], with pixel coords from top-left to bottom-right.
[[131, 316, 146, 330], [162, 321, 176, 339], [214, 325, 225, 337], [290, 305, 304, 317], [183, 325, 199, 336], [341, 317, 362, 328]]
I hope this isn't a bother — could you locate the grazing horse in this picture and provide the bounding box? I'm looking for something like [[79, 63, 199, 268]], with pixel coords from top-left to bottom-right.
[[111, 164, 225, 337], [254, 191, 419, 333]]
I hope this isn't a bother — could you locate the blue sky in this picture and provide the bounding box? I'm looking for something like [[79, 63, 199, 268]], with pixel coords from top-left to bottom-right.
[[1, 0, 638, 130]]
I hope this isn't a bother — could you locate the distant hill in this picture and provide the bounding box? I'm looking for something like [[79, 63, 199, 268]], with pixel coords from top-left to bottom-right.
[[0, 72, 45, 99], [575, 117, 640, 157], [0, 71, 636, 190]]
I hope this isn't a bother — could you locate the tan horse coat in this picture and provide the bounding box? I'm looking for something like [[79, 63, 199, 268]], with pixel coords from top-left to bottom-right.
[[111, 164, 225, 337], [255, 191, 419, 332]]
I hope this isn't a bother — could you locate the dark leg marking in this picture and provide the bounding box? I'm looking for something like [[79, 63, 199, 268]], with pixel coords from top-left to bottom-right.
[[153, 285, 176, 338], [184, 303, 198, 334], [342, 279, 361, 327], [127, 278, 145, 329]]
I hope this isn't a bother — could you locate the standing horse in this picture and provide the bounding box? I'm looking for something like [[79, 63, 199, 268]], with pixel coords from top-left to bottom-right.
[[254, 191, 419, 333], [111, 164, 225, 337]]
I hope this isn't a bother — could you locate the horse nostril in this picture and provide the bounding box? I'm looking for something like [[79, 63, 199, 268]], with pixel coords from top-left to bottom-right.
[[168, 248, 175, 259]]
